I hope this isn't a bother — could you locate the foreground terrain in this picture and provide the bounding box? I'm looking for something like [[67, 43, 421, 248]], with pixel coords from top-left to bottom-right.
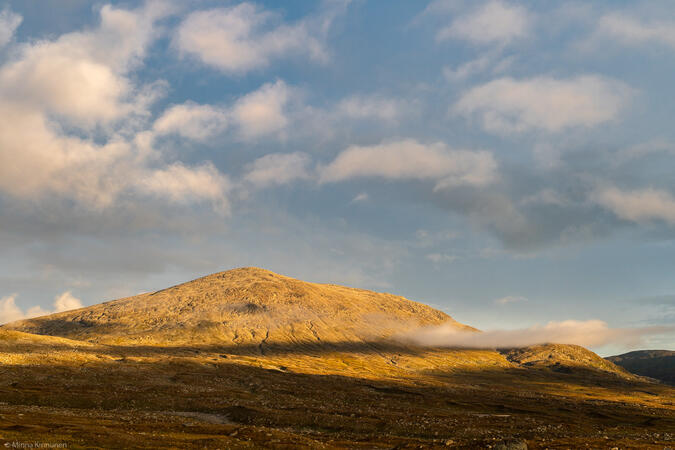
[[1, 268, 673, 448]]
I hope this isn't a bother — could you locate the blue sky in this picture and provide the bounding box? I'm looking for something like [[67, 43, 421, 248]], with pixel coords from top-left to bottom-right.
[[0, 0, 674, 354]]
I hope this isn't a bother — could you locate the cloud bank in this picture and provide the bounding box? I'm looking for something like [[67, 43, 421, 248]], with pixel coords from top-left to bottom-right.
[[400, 320, 675, 349], [0, 292, 84, 325]]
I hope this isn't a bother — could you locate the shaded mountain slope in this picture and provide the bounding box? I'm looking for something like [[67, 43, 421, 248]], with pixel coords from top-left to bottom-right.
[[607, 350, 675, 385], [4, 267, 471, 346]]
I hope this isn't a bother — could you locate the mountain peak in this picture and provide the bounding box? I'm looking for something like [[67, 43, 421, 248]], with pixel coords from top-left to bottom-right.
[[5, 267, 469, 346]]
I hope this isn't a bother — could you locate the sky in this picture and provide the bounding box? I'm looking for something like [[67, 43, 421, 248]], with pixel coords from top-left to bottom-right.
[[0, 0, 674, 355]]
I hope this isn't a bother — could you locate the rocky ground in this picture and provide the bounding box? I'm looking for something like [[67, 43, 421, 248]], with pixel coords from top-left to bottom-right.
[[0, 334, 673, 448]]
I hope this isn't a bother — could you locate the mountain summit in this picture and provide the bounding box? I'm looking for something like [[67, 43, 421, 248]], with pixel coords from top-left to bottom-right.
[[6, 267, 472, 346]]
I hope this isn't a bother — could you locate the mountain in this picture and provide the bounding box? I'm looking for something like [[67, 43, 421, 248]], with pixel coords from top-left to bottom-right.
[[606, 350, 675, 385], [5, 267, 629, 379], [503, 344, 631, 375], [1, 267, 672, 448], [5, 267, 472, 346]]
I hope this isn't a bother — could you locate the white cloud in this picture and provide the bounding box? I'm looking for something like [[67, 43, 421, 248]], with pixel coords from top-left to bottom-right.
[[437, 1, 531, 45], [592, 186, 675, 225], [0, 8, 22, 48], [443, 53, 514, 82], [0, 3, 171, 126], [0, 291, 84, 324], [598, 13, 675, 49], [426, 253, 456, 264], [151, 88, 410, 147], [320, 139, 497, 189], [401, 319, 674, 349], [336, 95, 405, 122], [0, 295, 24, 324], [153, 102, 228, 141], [232, 80, 291, 140], [136, 163, 232, 214], [520, 189, 570, 207], [453, 75, 634, 134], [175, 3, 326, 74], [350, 192, 369, 204], [243, 152, 312, 189], [53, 291, 83, 312], [0, 3, 232, 213], [26, 305, 51, 318], [443, 55, 491, 82], [0, 101, 131, 206], [495, 295, 527, 305], [152, 81, 293, 143]]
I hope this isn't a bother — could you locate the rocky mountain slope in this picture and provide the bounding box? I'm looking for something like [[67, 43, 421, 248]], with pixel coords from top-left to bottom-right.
[[5, 267, 472, 346], [4, 267, 632, 380], [607, 350, 675, 385]]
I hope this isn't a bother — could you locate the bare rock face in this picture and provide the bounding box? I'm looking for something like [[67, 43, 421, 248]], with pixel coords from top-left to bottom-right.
[[4, 267, 471, 346]]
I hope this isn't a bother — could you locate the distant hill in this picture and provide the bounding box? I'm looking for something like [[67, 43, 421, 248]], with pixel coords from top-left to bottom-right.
[[606, 350, 675, 385], [503, 344, 632, 376], [3, 267, 631, 380]]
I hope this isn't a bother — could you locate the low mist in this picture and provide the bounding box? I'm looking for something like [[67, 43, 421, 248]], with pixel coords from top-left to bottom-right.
[[399, 320, 675, 349]]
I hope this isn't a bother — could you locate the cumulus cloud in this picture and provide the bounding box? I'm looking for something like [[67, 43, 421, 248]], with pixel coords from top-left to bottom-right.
[[0, 3, 231, 213], [153, 102, 229, 141], [243, 152, 312, 189], [437, 1, 531, 45], [0, 3, 171, 126], [53, 291, 84, 312], [598, 13, 675, 49], [426, 253, 456, 264], [453, 75, 634, 134], [153, 80, 293, 142], [443, 53, 514, 82], [592, 186, 675, 225], [0, 295, 24, 324], [175, 3, 327, 74], [443, 55, 492, 82], [401, 320, 675, 349], [0, 292, 84, 324], [0, 8, 22, 48], [335, 95, 406, 122], [136, 163, 232, 214], [151, 87, 411, 149], [320, 139, 497, 189], [231, 80, 291, 139]]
